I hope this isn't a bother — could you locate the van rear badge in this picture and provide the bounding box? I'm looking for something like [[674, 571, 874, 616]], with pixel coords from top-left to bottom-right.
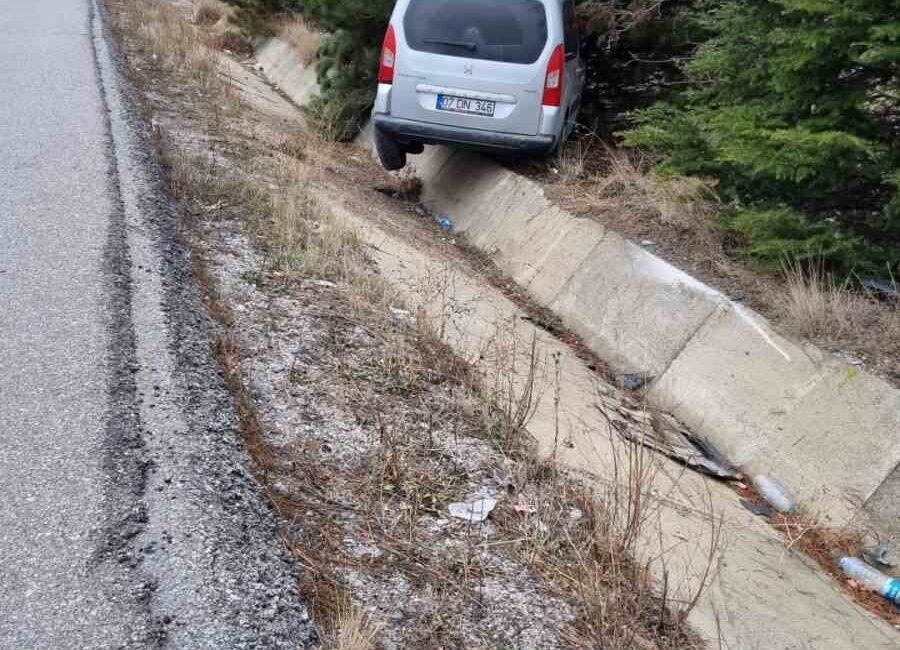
[[464, 64, 473, 75]]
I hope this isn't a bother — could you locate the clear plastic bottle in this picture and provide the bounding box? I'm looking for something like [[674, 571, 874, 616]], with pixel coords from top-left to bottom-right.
[[752, 474, 796, 514], [839, 556, 900, 606]]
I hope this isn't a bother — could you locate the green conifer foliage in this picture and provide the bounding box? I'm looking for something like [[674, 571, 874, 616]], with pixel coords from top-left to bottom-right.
[[625, 0, 900, 274]]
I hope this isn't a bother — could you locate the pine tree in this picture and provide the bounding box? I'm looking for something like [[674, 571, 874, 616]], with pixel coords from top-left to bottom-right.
[[625, 0, 900, 274]]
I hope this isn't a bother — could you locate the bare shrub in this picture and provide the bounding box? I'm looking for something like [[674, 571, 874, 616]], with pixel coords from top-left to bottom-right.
[[209, 29, 254, 56], [192, 0, 224, 27]]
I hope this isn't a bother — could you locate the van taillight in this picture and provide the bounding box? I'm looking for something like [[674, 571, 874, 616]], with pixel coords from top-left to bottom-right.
[[379, 25, 397, 84], [542, 44, 564, 107]]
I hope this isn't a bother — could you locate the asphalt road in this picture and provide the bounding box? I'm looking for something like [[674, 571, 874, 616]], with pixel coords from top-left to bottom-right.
[[0, 1, 315, 647]]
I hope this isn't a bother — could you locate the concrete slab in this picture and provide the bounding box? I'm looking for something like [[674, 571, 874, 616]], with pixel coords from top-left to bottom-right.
[[651, 304, 900, 524], [865, 465, 900, 545], [255, 38, 320, 107], [525, 216, 606, 304], [552, 236, 723, 376]]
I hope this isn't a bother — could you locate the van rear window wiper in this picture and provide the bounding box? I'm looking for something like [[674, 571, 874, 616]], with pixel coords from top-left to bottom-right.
[[423, 38, 477, 52]]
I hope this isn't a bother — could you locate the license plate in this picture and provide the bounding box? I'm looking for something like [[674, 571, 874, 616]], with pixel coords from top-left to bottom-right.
[[436, 94, 496, 117]]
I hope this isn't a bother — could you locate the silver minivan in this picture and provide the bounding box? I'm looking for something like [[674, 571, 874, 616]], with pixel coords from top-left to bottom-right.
[[372, 0, 585, 170]]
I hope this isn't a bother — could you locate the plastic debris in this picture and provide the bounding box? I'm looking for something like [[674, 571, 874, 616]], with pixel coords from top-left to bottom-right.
[[865, 543, 898, 570], [512, 494, 536, 515], [752, 475, 796, 515], [740, 498, 774, 518], [862, 279, 898, 303], [601, 394, 741, 480], [839, 556, 900, 607], [448, 498, 497, 523], [389, 307, 412, 325], [619, 373, 653, 391], [434, 215, 454, 231]]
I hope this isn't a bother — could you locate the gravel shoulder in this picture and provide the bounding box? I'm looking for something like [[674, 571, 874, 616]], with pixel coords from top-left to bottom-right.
[[93, 1, 315, 646]]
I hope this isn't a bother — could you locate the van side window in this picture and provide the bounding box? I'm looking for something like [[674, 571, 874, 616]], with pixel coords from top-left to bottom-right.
[[563, 0, 578, 58]]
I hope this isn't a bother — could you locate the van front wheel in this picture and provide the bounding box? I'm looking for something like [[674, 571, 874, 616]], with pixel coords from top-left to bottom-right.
[[375, 129, 407, 171]]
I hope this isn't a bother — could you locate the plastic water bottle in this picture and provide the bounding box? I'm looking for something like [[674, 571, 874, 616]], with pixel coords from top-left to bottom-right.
[[752, 474, 796, 514], [434, 215, 453, 231], [839, 557, 900, 607]]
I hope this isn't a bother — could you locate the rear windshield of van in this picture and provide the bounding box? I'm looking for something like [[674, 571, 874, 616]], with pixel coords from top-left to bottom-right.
[[403, 0, 548, 65]]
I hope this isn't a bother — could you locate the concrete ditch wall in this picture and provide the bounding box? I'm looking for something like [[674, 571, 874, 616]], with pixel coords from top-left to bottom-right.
[[256, 37, 900, 535]]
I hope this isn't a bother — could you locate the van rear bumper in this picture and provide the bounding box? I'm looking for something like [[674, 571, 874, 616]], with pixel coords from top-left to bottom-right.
[[374, 115, 556, 155]]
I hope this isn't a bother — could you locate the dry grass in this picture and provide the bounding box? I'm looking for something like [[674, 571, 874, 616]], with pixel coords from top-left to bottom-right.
[[780, 259, 898, 342], [191, 0, 225, 27], [592, 146, 720, 246], [773, 513, 900, 627], [123, 0, 241, 115], [328, 599, 381, 650], [550, 138, 723, 258], [208, 29, 255, 56], [278, 16, 321, 66], [556, 138, 594, 183]]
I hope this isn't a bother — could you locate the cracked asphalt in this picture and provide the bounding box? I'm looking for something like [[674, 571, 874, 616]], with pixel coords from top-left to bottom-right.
[[0, 0, 316, 647]]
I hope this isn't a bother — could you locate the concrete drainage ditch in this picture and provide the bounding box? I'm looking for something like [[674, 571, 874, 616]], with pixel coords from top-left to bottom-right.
[[253, 34, 900, 647]]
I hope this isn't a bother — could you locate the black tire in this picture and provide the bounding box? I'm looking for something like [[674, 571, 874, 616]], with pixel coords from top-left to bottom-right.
[[403, 141, 424, 155], [375, 128, 407, 171]]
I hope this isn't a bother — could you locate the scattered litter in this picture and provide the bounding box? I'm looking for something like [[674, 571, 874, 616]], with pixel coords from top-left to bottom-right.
[[601, 394, 740, 480], [839, 556, 900, 607], [862, 279, 898, 303], [641, 240, 655, 247], [389, 307, 413, 325], [833, 349, 866, 368], [314, 279, 337, 289], [448, 498, 497, 523], [865, 544, 897, 570], [434, 215, 454, 232], [512, 494, 537, 515], [740, 498, 774, 518], [618, 373, 654, 391], [752, 474, 796, 515]]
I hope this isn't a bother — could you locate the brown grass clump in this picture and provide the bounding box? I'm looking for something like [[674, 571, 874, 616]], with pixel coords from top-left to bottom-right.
[[592, 147, 721, 248], [192, 0, 225, 27], [329, 600, 381, 650], [279, 16, 320, 66], [780, 259, 898, 352], [208, 29, 254, 56], [495, 450, 711, 650], [551, 139, 723, 258]]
